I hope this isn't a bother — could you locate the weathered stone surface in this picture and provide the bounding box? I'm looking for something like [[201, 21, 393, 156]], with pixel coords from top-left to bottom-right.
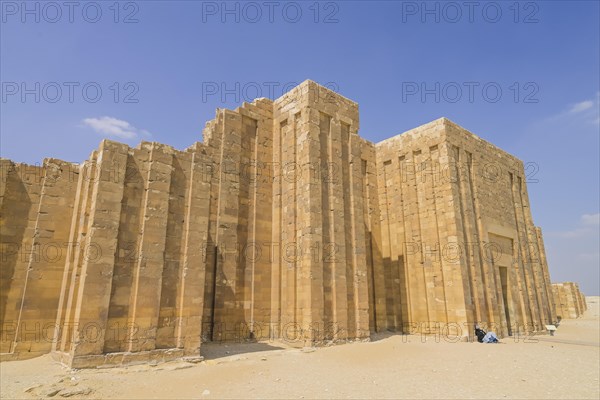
[[0, 80, 576, 366], [375, 118, 559, 337], [553, 282, 587, 319]]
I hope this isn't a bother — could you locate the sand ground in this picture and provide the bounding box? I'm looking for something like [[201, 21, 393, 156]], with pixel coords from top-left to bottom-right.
[[1, 297, 599, 399]]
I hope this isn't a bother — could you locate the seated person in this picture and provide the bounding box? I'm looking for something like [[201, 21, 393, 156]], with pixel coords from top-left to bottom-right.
[[474, 325, 499, 343], [475, 325, 486, 343]]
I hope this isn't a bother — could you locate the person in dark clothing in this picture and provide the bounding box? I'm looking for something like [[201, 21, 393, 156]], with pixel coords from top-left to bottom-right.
[[474, 324, 499, 343], [475, 325, 486, 343]]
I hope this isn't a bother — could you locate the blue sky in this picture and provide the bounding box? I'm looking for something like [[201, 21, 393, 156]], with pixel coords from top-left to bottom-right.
[[1, 1, 599, 294]]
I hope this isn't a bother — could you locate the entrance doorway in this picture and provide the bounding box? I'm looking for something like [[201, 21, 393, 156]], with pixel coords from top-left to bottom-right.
[[499, 266, 512, 336]]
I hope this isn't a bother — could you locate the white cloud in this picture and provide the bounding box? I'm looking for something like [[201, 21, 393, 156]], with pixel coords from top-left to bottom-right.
[[82, 117, 151, 140], [568, 100, 593, 114], [581, 213, 600, 225], [542, 95, 599, 126], [553, 213, 600, 238], [556, 227, 592, 239]]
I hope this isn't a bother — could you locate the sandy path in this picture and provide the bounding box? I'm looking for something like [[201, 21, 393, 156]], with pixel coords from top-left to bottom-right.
[[2, 297, 598, 399]]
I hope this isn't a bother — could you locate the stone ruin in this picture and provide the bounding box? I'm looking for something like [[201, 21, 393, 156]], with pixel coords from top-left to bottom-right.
[[0, 80, 580, 368], [552, 282, 587, 319]]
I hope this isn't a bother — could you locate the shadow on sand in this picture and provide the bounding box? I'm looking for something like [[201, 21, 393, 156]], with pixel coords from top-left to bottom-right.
[[200, 342, 287, 361]]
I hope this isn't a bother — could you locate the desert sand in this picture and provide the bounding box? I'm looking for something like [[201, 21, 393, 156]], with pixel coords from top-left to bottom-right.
[[2, 297, 598, 400]]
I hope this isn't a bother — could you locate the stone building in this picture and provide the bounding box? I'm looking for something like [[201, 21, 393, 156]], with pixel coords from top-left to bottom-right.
[[552, 282, 587, 319], [1, 80, 562, 367]]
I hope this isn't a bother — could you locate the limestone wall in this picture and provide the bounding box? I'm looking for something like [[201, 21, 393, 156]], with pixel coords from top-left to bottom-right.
[[444, 120, 556, 335], [199, 98, 274, 343], [1, 160, 44, 356], [374, 118, 557, 338], [200, 81, 375, 344], [375, 119, 465, 334], [1, 159, 78, 359], [0, 80, 573, 365], [553, 282, 587, 319], [49, 140, 211, 368], [270, 81, 372, 342]]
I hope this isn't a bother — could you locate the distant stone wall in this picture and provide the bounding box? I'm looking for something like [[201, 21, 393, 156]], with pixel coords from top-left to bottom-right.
[[0, 80, 569, 367], [553, 282, 587, 319]]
